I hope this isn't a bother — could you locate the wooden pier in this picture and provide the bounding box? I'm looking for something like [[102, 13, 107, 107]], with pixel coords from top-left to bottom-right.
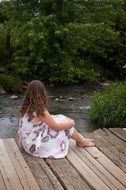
[[0, 128, 126, 190]]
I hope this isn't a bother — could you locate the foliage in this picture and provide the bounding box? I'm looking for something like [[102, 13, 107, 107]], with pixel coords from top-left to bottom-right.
[[90, 82, 126, 128], [0, 23, 7, 65], [0, 74, 23, 92], [0, 0, 126, 84]]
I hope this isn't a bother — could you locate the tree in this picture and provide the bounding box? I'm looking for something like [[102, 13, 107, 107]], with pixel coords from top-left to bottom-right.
[[0, 0, 126, 85]]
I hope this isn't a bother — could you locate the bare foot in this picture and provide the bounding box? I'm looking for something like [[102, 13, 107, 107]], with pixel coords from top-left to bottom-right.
[[76, 135, 95, 147]]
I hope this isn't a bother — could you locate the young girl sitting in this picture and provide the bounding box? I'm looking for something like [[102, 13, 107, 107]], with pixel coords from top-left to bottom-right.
[[17, 80, 95, 159]]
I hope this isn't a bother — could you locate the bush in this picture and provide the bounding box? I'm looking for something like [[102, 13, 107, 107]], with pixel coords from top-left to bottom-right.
[[0, 74, 23, 93], [90, 82, 126, 128]]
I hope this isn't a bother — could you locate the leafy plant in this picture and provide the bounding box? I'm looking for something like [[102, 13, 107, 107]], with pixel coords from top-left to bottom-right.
[[90, 82, 126, 128], [0, 0, 126, 84], [0, 74, 23, 92]]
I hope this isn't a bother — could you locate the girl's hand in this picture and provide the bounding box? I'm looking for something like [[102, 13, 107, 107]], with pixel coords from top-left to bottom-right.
[[39, 110, 75, 131]]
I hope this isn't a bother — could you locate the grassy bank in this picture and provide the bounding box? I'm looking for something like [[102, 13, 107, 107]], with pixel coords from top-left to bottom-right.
[[90, 82, 126, 128]]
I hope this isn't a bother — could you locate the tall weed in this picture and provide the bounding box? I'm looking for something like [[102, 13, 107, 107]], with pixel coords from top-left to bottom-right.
[[90, 82, 126, 128]]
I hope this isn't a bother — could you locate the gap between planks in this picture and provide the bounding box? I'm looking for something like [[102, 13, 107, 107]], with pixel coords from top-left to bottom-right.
[[69, 140, 126, 190], [0, 138, 40, 190]]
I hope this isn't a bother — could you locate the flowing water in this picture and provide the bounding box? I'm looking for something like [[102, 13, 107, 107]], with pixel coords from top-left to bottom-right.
[[0, 84, 105, 138]]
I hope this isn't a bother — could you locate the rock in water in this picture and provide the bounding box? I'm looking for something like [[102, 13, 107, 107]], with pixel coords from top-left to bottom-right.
[[68, 97, 75, 101], [10, 95, 18, 99]]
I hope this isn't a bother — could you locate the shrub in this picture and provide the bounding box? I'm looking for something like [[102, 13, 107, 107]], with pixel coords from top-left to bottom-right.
[[90, 82, 126, 128], [0, 74, 23, 93]]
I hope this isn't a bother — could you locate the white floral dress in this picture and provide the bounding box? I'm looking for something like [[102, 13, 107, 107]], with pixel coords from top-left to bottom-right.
[[17, 114, 74, 159]]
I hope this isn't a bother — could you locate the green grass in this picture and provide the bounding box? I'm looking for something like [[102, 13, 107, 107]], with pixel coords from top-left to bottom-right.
[[90, 82, 126, 128], [0, 74, 23, 93]]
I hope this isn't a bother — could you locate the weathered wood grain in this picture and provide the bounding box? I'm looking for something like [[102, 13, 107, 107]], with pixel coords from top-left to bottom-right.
[[1, 128, 125, 190], [45, 157, 91, 190], [70, 140, 124, 190], [3, 139, 40, 190], [99, 128, 126, 157], [83, 129, 126, 173], [0, 139, 23, 190], [24, 152, 64, 190], [84, 146, 126, 188], [109, 128, 126, 142], [93, 129, 126, 172], [67, 146, 111, 190], [0, 170, 6, 190]]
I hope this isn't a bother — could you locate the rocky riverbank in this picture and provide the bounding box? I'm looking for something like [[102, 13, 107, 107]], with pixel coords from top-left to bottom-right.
[[0, 83, 110, 138]]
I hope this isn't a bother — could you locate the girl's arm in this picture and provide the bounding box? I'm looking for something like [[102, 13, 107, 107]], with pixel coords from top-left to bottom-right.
[[38, 110, 75, 131]]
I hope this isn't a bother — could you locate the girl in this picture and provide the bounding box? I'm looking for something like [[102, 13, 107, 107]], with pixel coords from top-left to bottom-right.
[[17, 80, 95, 159]]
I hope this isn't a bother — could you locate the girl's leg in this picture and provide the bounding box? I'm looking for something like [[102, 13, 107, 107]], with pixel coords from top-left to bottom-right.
[[71, 129, 95, 147]]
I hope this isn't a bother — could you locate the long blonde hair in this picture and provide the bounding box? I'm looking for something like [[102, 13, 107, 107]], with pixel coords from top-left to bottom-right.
[[20, 80, 48, 121]]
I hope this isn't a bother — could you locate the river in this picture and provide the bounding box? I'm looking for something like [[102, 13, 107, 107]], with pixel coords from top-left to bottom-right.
[[0, 83, 105, 138]]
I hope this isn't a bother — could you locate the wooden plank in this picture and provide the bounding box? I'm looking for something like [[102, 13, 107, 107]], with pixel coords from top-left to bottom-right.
[[83, 130, 126, 173], [109, 128, 126, 142], [84, 146, 126, 188], [94, 129, 126, 173], [67, 146, 111, 190], [70, 140, 125, 190], [3, 138, 40, 190], [0, 170, 7, 190], [0, 139, 23, 190], [45, 157, 91, 190], [23, 152, 64, 190], [101, 128, 126, 156]]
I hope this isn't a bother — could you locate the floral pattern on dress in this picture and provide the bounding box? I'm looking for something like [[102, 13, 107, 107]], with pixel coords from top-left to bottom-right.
[[32, 127, 44, 142], [29, 144, 36, 153], [18, 114, 74, 158], [60, 140, 66, 151], [34, 126, 45, 137], [33, 122, 43, 128], [26, 132, 31, 136], [41, 136, 49, 143], [65, 129, 71, 139], [47, 127, 59, 139], [41, 125, 46, 137]]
